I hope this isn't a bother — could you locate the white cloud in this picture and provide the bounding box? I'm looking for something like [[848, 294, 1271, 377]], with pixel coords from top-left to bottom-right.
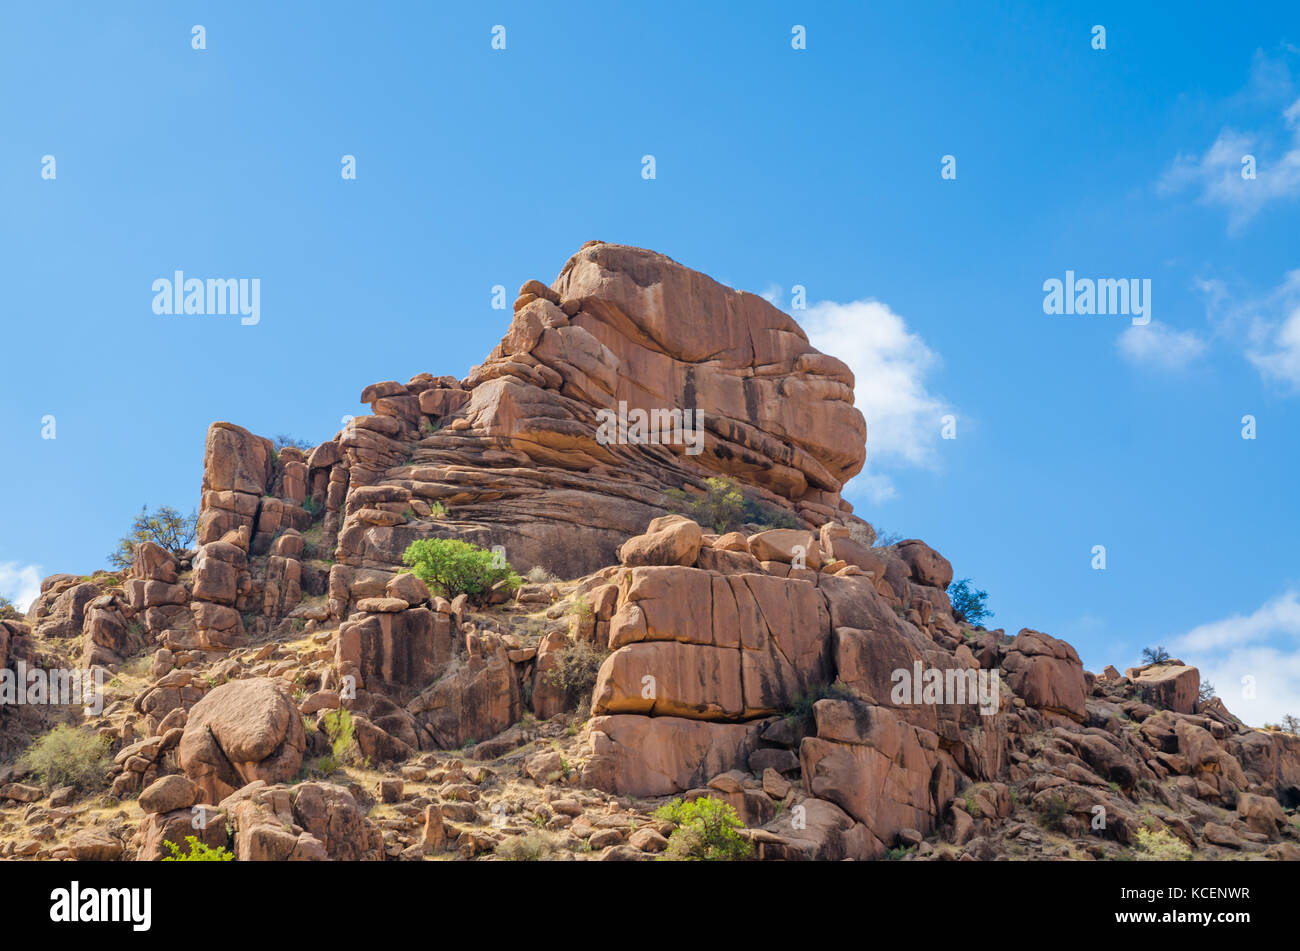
[[1193, 269, 1300, 391], [1245, 271, 1300, 390], [1169, 590, 1300, 727], [0, 562, 42, 614], [797, 296, 951, 503], [1117, 320, 1207, 370], [1159, 92, 1300, 231]]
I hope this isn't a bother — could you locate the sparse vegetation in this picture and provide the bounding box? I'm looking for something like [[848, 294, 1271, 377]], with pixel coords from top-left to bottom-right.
[[546, 641, 609, 711], [786, 680, 856, 722], [401, 538, 521, 604], [0, 595, 21, 621], [273, 434, 314, 452], [107, 504, 198, 571], [873, 529, 903, 547], [1141, 645, 1171, 665], [654, 796, 753, 861], [525, 565, 559, 584], [1198, 680, 1216, 703], [1038, 794, 1070, 833], [665, 477, 744, 533], [162, 837, 234, 862], [1134, 826, 1190, 861], [496, 831, 560, 861], [321, 708, 357, 765], [948, 578, 992, 626], [19, 724, 112, 792], [664, 476, 800, 533]]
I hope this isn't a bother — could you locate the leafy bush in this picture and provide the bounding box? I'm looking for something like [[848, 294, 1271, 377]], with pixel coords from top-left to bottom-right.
[[545, 641, 609, 711], [321, 708, 356, 764], [665, 477, 745, 533], [654, 797, 753, 861], [1038, 794, 1070, 832], [301, 496, 324, 519], [948, 578, 993, 626], [742, 495, 800, 530], [786, 680, 856, 722], [107, 504, 198, 571], [401, 538, 521, 604], [20, 724, 112, 791], [1134, 827, 1190, 861], [0, 595, 21, 621], [162, 836, 234, 862], [496, 831, 559, 861], [664, 476, 800, 533]]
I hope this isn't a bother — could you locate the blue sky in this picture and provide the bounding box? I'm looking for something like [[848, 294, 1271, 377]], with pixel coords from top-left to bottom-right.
[[1, 2, 1298, 723]]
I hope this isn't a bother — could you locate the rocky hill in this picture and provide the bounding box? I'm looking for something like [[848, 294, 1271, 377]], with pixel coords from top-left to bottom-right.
[[2, 242, 1297, 862]]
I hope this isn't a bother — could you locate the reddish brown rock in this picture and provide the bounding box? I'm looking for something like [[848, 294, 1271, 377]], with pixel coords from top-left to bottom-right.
[[1001, 629, 1087, 722], [179, 678, 305, 802]]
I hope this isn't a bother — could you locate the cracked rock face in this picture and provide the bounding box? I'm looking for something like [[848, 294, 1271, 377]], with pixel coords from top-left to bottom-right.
[[178, 678, 305, 803]]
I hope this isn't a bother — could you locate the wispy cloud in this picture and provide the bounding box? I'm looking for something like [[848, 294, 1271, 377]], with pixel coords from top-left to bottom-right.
[[774, 288, 951, 503], [0, 562, 43, 614], [1117, 320, 1207, 370], [1169, 590, 1300, 727], [1192, 269, 1300, 391], [1158, 52, 1300, 232]]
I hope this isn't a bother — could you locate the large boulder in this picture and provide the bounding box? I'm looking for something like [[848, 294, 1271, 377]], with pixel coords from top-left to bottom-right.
[[582, 714, 766, 796], [618, 515, 703, 567], [179, 678, 305, 802], [1001, 629, 1087, 721], [895, 540, 953, 589], [1128, 663, 1199, 714]]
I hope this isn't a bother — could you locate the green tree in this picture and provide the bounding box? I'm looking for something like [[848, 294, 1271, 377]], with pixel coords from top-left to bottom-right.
[[0, 595, 21, 621], [108, 505, 197, 571], [948, 578, 992, 626], [653, 796, 753, 861], [401, 538, 521, 604]]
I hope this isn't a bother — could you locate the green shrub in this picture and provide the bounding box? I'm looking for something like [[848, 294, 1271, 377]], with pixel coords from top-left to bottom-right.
[[545, 641, 609, 711], [1134, 827, 1190, 861], [1038, 794, 1070, 832], [302, 496, 324, 519], [19, 724, 112, 791], [665, 477, 745, 533], [162, 836, 234, 862], [401, 538, 521, 604], [786, 680, 856, 722], [948, 578, 993, 626], [664, 476, 800, 533], [321, 708, 356, 764], [0, 596, 21, 621], [654, 797, 753, 861], [107, 504, 198, 571], [496, 831, 559, 861]]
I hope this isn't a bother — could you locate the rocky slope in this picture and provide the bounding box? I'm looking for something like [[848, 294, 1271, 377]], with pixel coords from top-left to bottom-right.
[[2, 242, 1297, 861]]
